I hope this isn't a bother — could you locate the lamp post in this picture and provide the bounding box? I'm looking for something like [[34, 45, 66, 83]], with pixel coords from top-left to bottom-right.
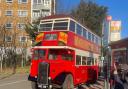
[[103, 16, 112, 89]]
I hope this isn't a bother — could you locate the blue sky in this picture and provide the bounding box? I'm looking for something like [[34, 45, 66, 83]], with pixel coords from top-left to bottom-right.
[[59, 0, 128, 38]]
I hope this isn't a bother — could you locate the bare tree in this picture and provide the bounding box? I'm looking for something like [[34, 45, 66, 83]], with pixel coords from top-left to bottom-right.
[[0, 25, 6, 72]]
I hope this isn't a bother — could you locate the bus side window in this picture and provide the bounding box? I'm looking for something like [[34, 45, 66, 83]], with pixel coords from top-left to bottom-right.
[[92, 58, 94, 65], [95, 58, 97, 65], [82, 56, 87, 65], [76, 55, 81, 65], [87, 57, 92, 65]]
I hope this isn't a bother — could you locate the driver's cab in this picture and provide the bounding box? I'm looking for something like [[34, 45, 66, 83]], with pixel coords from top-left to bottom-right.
[[32, 48, 74, 61]]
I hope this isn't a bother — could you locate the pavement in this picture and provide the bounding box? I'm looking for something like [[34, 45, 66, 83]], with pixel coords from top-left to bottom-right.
[[0, 74, 104, 89]]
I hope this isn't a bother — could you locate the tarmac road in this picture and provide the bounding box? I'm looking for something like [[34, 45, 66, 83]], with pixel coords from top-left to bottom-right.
[[0, 74, 104, 89], [0, 74, 31, 89]]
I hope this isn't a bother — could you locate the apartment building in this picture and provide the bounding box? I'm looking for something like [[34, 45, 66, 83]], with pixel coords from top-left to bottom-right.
[[0, 0, 55, 51], [32, 0, 55, 21], [0, 0, 31, 50]]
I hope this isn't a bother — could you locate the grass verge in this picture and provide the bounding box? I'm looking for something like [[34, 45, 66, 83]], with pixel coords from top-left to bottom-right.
[[0, 66, 30, 79]]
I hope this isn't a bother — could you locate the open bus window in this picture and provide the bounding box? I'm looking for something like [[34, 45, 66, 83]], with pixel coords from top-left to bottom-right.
[[33, 49, 46, 60], [62, 54, 73, 61], [76, 55, 81, 65], [82, 56, 87, 65], [44, 34, 57, 40]]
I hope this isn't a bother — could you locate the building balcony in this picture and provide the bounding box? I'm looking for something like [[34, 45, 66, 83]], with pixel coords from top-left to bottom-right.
[[32, 4, 51, 10]]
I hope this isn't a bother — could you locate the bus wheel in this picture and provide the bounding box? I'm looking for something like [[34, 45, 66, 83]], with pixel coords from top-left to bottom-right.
[[62, 74, 74, 89], [31, 81, 39, 89]]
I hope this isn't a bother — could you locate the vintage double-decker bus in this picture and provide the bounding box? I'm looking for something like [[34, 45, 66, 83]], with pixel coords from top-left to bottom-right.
[[28, 14, 101, 89]]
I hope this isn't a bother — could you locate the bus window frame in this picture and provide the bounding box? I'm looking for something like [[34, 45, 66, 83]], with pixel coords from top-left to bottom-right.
[[39, 22, 53, 31], [53, 21, 69, 30]]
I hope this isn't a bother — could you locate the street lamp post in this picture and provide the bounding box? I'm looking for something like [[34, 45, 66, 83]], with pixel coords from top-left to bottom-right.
[[103, 16, 112, 89]]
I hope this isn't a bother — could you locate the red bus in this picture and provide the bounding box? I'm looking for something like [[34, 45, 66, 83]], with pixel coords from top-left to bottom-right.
[[28, 15, 101, 89]]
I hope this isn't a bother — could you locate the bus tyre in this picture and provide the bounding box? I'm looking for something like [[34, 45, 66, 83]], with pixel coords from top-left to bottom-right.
[[62, 74, 74, 89], [31, 81, 39, 89]]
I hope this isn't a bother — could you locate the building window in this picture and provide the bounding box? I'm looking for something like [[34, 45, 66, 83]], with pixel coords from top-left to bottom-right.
[[41, 9, 50, 17], [5, 36, 12, 42], [17, 23, 25, 29], [18, 10, 28, 17], [45, 0, 50, 5], [5, 22, 13, 29], [6, 0, 13, 3], [33, 0, 41, 4], [19, 36, 27, 42], [18, 0, 27, 3], [5, 10, 13, 16], [33, 10, 40, 17]]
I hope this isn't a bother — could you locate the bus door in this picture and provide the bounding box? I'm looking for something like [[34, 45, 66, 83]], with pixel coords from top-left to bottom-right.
[[75, 56, 88, 83]]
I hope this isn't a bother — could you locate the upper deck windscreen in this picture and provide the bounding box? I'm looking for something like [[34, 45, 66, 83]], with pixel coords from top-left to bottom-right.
[[39, 19, 69, 32]]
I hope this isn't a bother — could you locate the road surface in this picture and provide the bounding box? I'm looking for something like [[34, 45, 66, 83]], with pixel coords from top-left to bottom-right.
[[0, 74, 104, 89], [0, 74, 31, 89]]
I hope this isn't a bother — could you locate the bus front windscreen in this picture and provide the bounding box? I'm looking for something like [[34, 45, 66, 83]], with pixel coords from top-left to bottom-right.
[[33, 49, 46, 60]]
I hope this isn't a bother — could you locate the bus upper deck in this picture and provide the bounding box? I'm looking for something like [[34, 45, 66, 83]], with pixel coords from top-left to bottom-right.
[[38, 14, 101, 46]]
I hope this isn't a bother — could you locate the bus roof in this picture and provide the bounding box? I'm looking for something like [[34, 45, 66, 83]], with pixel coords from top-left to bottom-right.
[[41, 14, 72, 20]]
